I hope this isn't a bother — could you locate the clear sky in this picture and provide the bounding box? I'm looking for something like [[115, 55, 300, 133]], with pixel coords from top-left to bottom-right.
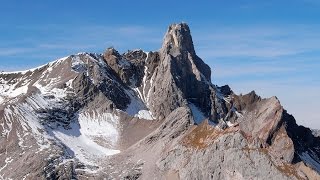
[[0, 0, 319, 128]]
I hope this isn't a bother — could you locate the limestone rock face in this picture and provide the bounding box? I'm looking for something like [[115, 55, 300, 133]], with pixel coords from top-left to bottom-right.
[[142, 23, 222, 121], [0, 23, 319, 180], [103, 48, 146, 87], [161, 23, 211, 81], [238, 96, 283, 146], [269, 125, 295, 163]]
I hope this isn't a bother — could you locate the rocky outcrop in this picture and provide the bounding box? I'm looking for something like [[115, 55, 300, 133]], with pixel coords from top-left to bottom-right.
[[103, 48, 146, 87], [230, 91, 320, 173], [269, 125, 295, 163], [134, 23, 227, 122], [238, 95, 283, 146], [161, 23, 211, 81]]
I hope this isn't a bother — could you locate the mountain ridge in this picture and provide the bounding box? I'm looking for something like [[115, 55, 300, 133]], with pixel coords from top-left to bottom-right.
[[0, 23, 319, 180]]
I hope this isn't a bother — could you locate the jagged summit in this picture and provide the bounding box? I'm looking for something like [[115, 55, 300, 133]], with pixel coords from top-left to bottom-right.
[[0, 23, 319, 180], [161, 23, 196, 55], [161, 23, 211, 81]]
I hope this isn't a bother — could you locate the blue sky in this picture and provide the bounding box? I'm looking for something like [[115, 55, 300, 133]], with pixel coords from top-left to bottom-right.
[[0, 0, 319, 128]]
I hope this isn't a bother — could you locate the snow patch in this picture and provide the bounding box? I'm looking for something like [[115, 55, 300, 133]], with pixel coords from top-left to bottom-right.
[[2, 108, 13, 139], [71, 55, 87, 73], [134, 110, 153, 120], [144, 51, 150, 62], [0, 79, 30, 99], [126, 90, 153, 120], [14, 100, 52, 151], [142, 65, 148, 102], [188, 103, 206, 124], [226, 121, 235, 127], [78, 111, 119, 144], [223, 96, 231, 104], [17, 131, 28, 149], [146, 68, 155, 107], [51, 111, 120, 165], [65, 78, 74, 88], [133, 87, 143, 101]]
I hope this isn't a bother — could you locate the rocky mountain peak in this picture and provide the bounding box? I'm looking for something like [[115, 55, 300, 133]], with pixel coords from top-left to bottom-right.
[[160, 23, 211, 82], [161, 23, 196, 56], [104, 47, 121, 58], [0, 23, 320, 180]]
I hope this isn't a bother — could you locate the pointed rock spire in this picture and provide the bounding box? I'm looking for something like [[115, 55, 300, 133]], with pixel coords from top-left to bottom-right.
[[161, 23, 196, 55], [160, 23, 211, 82]]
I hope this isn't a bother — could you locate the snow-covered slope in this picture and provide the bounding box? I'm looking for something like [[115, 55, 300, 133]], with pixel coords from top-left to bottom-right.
[[0, 53, 159, 177]]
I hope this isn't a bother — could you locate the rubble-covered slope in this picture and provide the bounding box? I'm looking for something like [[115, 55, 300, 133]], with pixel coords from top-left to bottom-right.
[[0, 23, 319, 180]]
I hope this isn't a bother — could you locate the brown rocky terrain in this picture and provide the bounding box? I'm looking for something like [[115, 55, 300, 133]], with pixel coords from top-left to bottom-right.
[[0, 23, 319, 180]]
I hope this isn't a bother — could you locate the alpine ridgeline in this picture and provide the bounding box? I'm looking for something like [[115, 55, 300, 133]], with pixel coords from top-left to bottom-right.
[[0, 23, 320, 180]]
